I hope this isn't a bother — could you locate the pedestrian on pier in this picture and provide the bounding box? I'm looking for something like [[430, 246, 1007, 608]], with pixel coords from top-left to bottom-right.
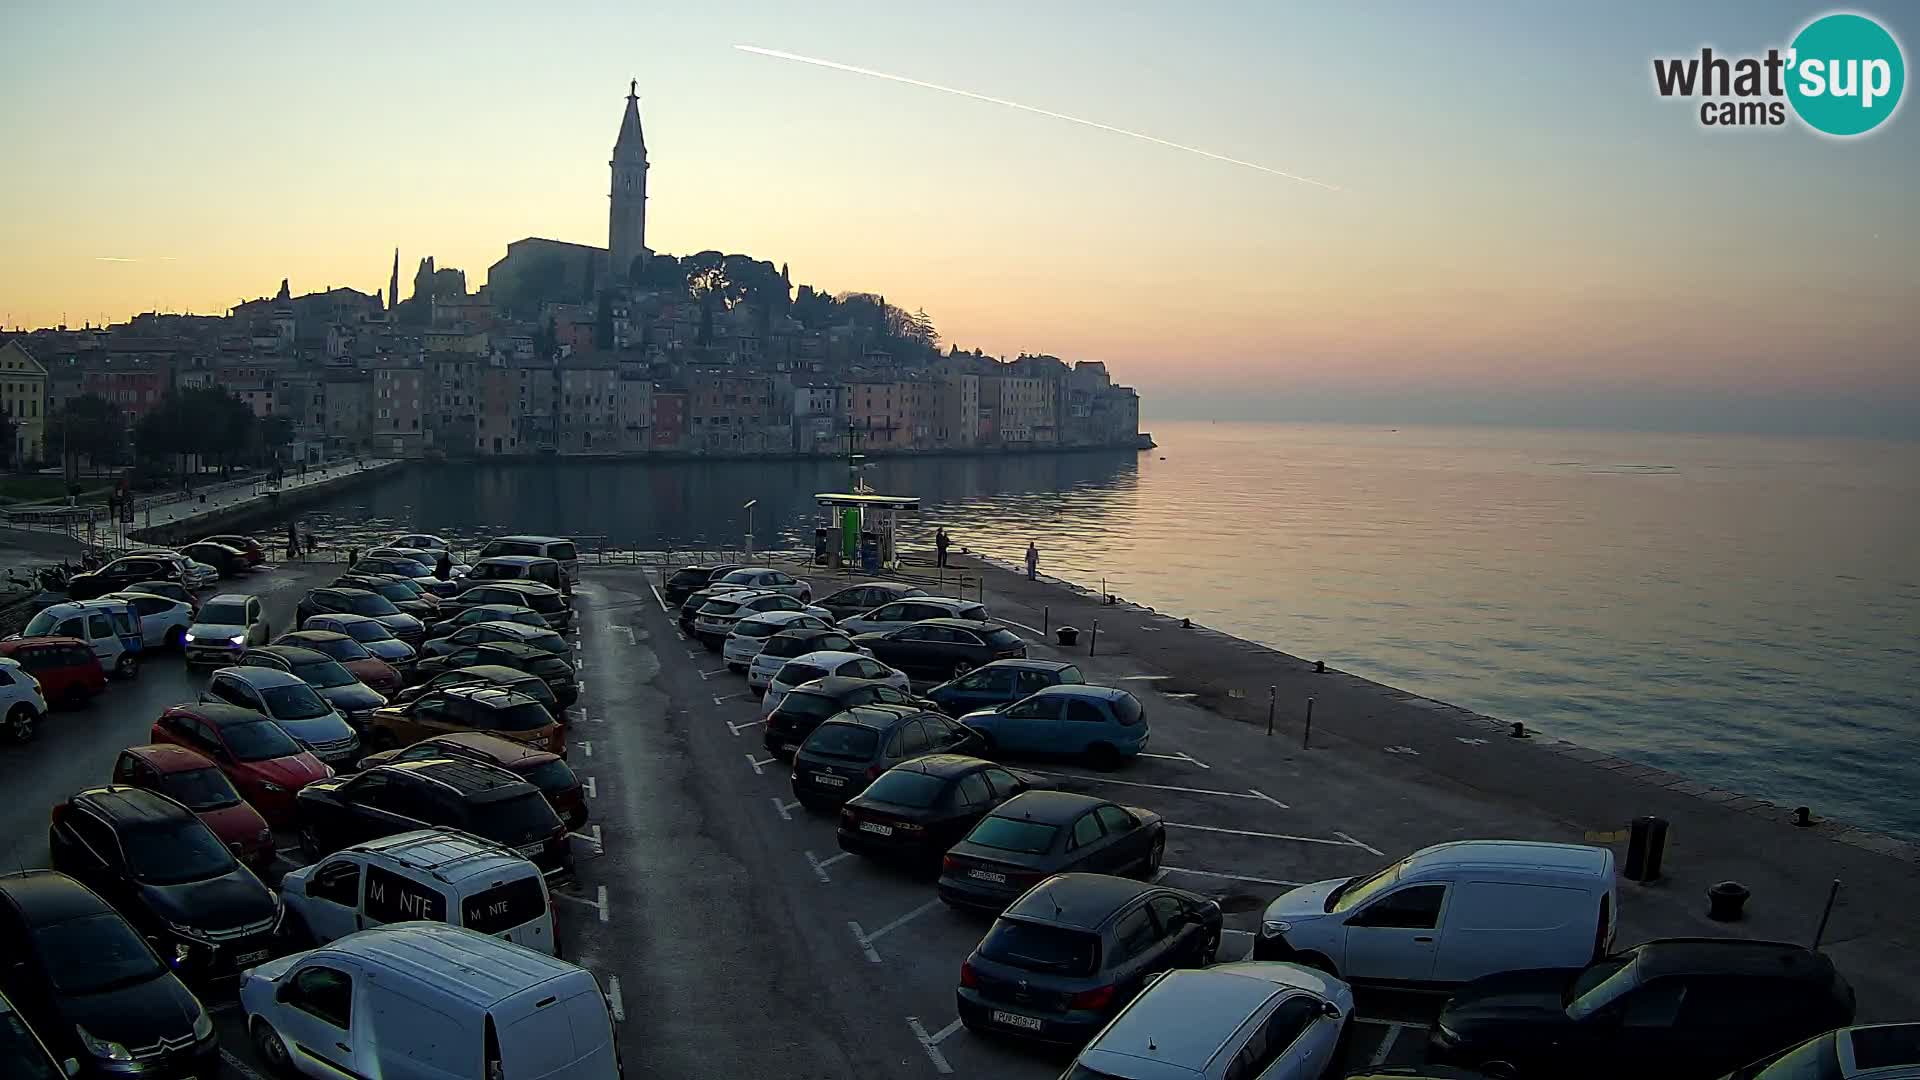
[[1026, 541, 1039, 581], [935, 527, 950, 568], [286, 522, 302, 561]]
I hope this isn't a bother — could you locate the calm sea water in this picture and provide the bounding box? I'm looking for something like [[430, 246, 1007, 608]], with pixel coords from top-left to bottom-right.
[[282, 422, 1920, 839]]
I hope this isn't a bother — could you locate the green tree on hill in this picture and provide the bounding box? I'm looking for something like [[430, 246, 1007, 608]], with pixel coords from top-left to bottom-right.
[[46, 393, 125, 477]]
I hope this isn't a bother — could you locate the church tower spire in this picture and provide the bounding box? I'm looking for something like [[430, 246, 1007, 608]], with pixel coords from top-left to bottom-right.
[[609, 79, 649, 284], [388, 248, 400, 315]]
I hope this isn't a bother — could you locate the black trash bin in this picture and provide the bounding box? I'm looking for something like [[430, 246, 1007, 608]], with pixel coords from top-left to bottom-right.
[[1624, 816, 1669, 882]]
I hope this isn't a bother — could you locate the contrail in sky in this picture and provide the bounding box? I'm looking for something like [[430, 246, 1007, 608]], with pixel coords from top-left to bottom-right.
[[735, 44, 1339, 192]]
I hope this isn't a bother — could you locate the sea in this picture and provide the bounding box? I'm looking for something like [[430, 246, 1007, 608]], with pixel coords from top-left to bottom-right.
[[276, 421, 1920, 841]]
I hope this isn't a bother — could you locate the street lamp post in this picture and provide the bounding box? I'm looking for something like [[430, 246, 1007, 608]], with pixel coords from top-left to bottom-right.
[[743, 498, 757, 558]]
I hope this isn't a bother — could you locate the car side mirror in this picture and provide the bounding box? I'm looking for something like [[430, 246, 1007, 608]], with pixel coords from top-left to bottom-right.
[[1321, 1000, 1341, 1019], [63, 1059, 81, 1078]]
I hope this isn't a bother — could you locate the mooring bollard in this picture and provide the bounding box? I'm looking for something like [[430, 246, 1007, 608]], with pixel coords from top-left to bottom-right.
[[1056, 626, 1079, 647], [1793, 806, 1814, 827], [1266, 685, 1277, 736], [1302, 695, 1315, 748], [1707, 880, 1750, 921], [1314, 659, 1325, 674], [1088, 619, 1099, 656], [1043, 606, 1049, 637]]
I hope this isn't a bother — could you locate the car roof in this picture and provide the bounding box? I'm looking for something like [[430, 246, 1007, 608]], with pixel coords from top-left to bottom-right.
[[205, 593, 257, 606], [375, 757, 537, 802], [493, 534, 568, 544], [181, 701, 280, 728], [830, 703, 933, 730], [439, 664, 543, 685], [312, 612, 379, 625], [419, 732, 557, 765], [320, 922, 581, 1004], [72, 785, 193, 826], [486, 580, 560, 596], [1840, 1024, 1920, 1079], [770, 627, 847, 641], [249, 645, 331, 665], [1402, 840, 1612, 879], [788, 650, 865, 667], [1631, 938, 1838, 982], [889, 754, 990, 779], [216, 665, 304, 688], [1007, 873, 1158, 929], [1028, 684, 1132, 702], [913, 617, 996, 630], [737, 610, 815, 626], [0, 636, 90, 651], [1085, 965, 1335, 1075], [465, 641, 549, 659], [476, 555, 556, 567], [979, 658, 1077, 673], [467, 621, 550, 639], [122, 743, 218, 773], [992, 790, 1104, 824], [350, 828, 541, 882], [896, 596, 975, 608], [841, 581, 920, 594], [438, 685, 544, 711], [786, 675, 888, 699], [324, 586, 379, 598], [280, 629, 350, 642], [0, 870, 114, 927]]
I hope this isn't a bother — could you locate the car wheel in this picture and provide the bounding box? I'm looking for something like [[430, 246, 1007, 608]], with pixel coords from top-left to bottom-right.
[[1144, 833, 1165, 877], [951, 660, 972, 678], [6, 704, 38, 744], [1087, 742, 1122, 771], [114, 653, 137, 680], [167, 625, 188, 650], [252, 1018, 293, 1075]]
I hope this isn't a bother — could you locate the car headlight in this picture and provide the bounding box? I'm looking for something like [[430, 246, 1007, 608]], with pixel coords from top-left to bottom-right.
[[257, 828, 274, 846], [192, 1002, 215, 1041], [184, 632, 198, 642], [76, 1025, 133, 1062], [228, 634, 246, 645], [1261, 919, 1292, 937]]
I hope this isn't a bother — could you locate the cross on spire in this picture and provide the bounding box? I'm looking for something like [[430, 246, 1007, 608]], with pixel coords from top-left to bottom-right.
[[628, 78, 637, 99]]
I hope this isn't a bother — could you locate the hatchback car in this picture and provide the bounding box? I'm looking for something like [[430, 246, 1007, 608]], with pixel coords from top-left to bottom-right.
[[201, 666, 360, 768], [127, 579, 199, 614], [762, 650, 911, 715], [0, 637, 103, 711], [237, 645, 388, 727], [814, 581, 927, 622], [333, 574, 439, 619], [927, 658, 1085, 716], [1066, 962, 1354, 1080], [425, 602, 549, 639], [392, 663, 559, 710], [693, 590, 830, 648], [663, 562, 745, 605], [0, 656, 49, 743], [359, 732, 587, 829], [150, 702, 333, 827], [837, 755, 1035, 866], [748, 627, 869, 691], [763, 675, 938, 757], [273, 628, 404, 695], [960, 685, 1149, 769], [853, 618, 1028, 681], [837, 596, 990, 636], [1726, 1023, 1920, 1080], [300, 612, 417, 666], [103, 591, 197, 650], [1429, 938, 1857, 1080], [939, 790, 1166, 912], [179, 541, 250, 578], [183, 593, 271, 667], [298, 587, 426, 648], [413, 640, 578, 705], [958, 874, 1225, 1045], [789, 704, 982, 810], [705, 565, 812, 602], [49, 787, 283, 981], [445, 580, 573, 630], [422, 620, 568, 659], [0, 870, 219, 1079], [722, 609, 835, 671], [477, 534, 580, 584], [111, 744, 274, 869], [364, 683, 564, 756], [293, 757, 571, 877], [62, 552, 190, 600]]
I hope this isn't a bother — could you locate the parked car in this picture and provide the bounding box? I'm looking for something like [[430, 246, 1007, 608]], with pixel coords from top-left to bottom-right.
[[365, 572, 438, 604], [959, 685, 1149, 769], [353, 554, 459, 597], [273, 629, 404, 695], [387, 532, 453, 552], [200, 534, 268, 566], [467, 555, 570, 596], [677, 584, 748, 627], [16, 599, 141, 678], [705, 565, 812, 602], [0, 656, 49, 743], [126, 579, 199, 614], [332, 575, 439, 619], [958, 874, 1225, 1045], [789, 703, 982, 810], [182, 592, 271, 667], [412, 640, 577, 706], [693, 590, 830, 649], [201, 666, 360, 768], [49, 786, 283, 982], [179, 541, 250, 578], [360, 732, 586, 828], [837, 595, 990, 636], [392, 663, 558, 710], [422, 619, 568, 659], [927, 658, 1085, 716], [150, 702, 333, 827], [279, 827, 558, 953], [444, 581, 573, 630], [0, 988, 69, 1080], [111, 744, 275, 869], [300, 613, 417, 666], [815, 581, 926, 622], [1429, 938, 1856, 1080], [0, 637, 100, 712], [748, 627, 870, 691], [662, 562, 745, 605], [1724, 1023, 1920, 1080], [103, 590, 197, 651], [425, 602, 549, 639], [0, 870, 219, 1079], [240, 923, 619, 1080], [127, 549, 219, 589], [722, 609, 835, 670], [763, 675, 938, 757], [62, 552, 189, 600], [477, 534, 580, 585], [761, 650, 911, 715], [297, 587, 425, 648], [1253, 840, 1618, 986], [237, 645, 388, 728], [363, 684, 564, 756], [938, 790, 1165, 912], [293, 757, 571, 877], [853, 618, 1028, 681], [1065, 962, 1354, 1080], [836, 754, 1035, 866]]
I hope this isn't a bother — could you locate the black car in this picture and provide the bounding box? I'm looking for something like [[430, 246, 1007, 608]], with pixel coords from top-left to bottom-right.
[[764, 675, 939, 756], [332, 574, 439, 619], [293, 757, 571, 877], [421, 620, 568, 659], [64, 554, 184, 601], [297, 587, 426, 647], [1429, 938, 1857, 1080], [444, 581, 573, 630], [414, 640, 577, 705], [815, 581, 929, 622], [352, 555, 460, 596], [957, 873, 1223, 1045], [394, 663, 559, 710], [662, 563, 745, 606], [851, 618, 1028, 681], [48, 787, 283, 982], [938, 790, 1166, 912], [789, 704, 983, 810], [236, 645, 388, 728], [0, 870, 218, 1079], [837, 754, 1036, 866], [426, 603, 549, 639], [178, 541, 250, 578]]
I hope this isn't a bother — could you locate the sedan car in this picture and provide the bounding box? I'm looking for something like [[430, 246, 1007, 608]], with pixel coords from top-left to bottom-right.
[[722, 610, 834, 671], [332, 574, 439, 619], [764, 675, 938, 757], [353, 554, 460, 596], [837, 596, 989, 636], [747, 627, 869, 691], [960, 685, 1149, 770], [704, 565, 813, 602], [272, 629, 403, 696], [413, 640, 577, 706], [178, 541, 250, 578], [762, 650, 911, 716], [422, 620, 568, 659], [789, 704, 982, 811], [938, 790, 1166, 912], [0, 870, 219, 1079], [662, 562, 745, 605], [852, 618, 1028, 681], [299, 613, 417, 667], [426, 602, 549, 639], [358, 732, 587, 829], [957, 874, 1224, 1045], [837, 755, 1035, 866], [927, 658, 1085, 716], [814, 581, 927, 622], [49, 787, 283, 982], [62, 553, 188, 601], [692, 591, 830, 649], [102, 591, 197, 650], [149, 702, 333, 827], [297, 587, 425, 648], [236, 645, 388, 728], [111, 744, 275, 870], [392, 663, 559, 711], [183, 593, 272, 667], [201, 666, 360, 768]]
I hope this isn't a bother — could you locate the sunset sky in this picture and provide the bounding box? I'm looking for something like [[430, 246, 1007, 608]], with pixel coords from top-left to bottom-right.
[[2, 1, 1914, 434]]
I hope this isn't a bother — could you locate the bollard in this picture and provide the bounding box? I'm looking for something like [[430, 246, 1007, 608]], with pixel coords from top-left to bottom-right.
[[1624, 816, 1669, 882], [1181, 617, 1191, 629], [1510, 721, 1529, 739], [1707, 881, 1750, 921], [1303, 695, 1316, 749], [1042, 607, 1049, 637], [1314, 660, 1325, 674], [1811, 878, 1841, 949], [1088, 620, 1099, 656], [1265, 686, 1276, 736], [1793, 806, 1814, 828]]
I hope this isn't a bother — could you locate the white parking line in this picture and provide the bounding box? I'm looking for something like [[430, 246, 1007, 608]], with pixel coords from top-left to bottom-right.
[[746, 754, 778, 775], [568, 826, 604, 855], [1367, 1020, 1419, 1065], [1166, 821, 1364, 849], [648, 583, 670, 612], [576, 655, 587, 671], [806, 849, 852, 882], [849, 921, 882, 963], [1118, 674, 1172, 681], [1001, 619, 1044, 637], [617, 625, 637, 645], [566, 706, 588, 723], [727, 716, 767, 735], [578, 741, 593, 758], [771, 796, 801, 821], [861, 898, 941, 946], [674, 629, 686, 641], [698, 668, 730, 680], [222, 1049, 271, 1080], [1139, 750, 1211, 769], [607, 976, 625, 1022], [597, 884, 609, 922], [1022, 769, 1289, 807], [1335, 830, 1386, 857], [907, 1017, 957, 1074], [685, 648, 701, 659], [713, 692, 750, 705], [1160, 865, 1303, 887], [552, 885, 609, 923], [582, 776, 597, 799]]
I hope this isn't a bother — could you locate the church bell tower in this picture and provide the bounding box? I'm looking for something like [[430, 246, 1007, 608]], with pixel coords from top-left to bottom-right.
[[609, 79, 649, 284]]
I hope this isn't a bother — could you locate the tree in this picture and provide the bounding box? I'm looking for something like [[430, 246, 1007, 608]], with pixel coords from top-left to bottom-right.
[[0, 408, 15, 469], [261, 414, 296, 453], [46, 393, 125, 477]]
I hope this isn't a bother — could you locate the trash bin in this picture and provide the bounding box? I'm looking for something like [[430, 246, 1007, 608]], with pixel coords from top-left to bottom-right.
[[1056, 627, 1080, 647], [813, 527, 829, 565], [1624, 816, 1669, 882]]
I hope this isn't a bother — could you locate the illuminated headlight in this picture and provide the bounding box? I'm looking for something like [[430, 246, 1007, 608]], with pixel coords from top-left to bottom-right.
[[1261, 919, 1292, 937], [228, 634, 245, 645], [75, 1025, 133, 1062], [174, 942, 193, 963], [192, 1002, 215, 1041], [184, 633, 198, 643]]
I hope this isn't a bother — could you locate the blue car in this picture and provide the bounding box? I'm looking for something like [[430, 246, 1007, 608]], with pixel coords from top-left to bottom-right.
[[960, 685, 1148, 769], [927, 658, 1085, 716]]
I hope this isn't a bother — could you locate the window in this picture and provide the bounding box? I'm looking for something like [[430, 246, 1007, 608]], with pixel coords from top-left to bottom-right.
[[65, 810, 120, 867], [1013, 669, 1056, 694], [87, 614, 114, 639], [309, 859, 361, 906], [1226, 997, 1322, 1080], [1066, 700, 1107, 723], [1005, 696, 1062, 721], [1095, 806, 1136, 836], [1112, 908, 1161, 960], [1148, 895, 1189, 932], [1621, 979, 1688, 1027], [288, 966, 354, 1029], [1070, 812, 1106, 850], [364, 864, 447, 924], [1352, 884, 1446, 929], [954, 772, 993, 809], [893, 720, 929, 757]]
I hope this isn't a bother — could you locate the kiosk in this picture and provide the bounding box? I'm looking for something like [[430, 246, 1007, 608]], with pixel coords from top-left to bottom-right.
[[812, 492, 919, 571]]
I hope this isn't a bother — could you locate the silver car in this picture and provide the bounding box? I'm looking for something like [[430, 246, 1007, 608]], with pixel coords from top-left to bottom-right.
[[836, 596, 989, 636], [707, 566, 813, 602], [759, 650, 908, 715], [1067, 962, 1354, 1080]]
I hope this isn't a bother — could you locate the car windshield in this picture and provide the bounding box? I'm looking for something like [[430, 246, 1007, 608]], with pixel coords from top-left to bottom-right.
[[260, 683, 334, 720], [523, 759, 577, 793], [525, 631, 567, 653], [779, 663, 829, 686], [1565, 957, 1639, 1019], [467, 792, 561, 847], [670, 569, 707, 585], [776, 691, 840, 721], [222, 720, 301, 761], [369, 583, 415, 602], [345, 621, 394, 643], [124, 820, 238, 885], [1057, 666, 1085, 684], [502, 677, 556, 706], [529, 657, 572, 678], [702, 600, 741, 616], [291, 658, 357, 688], [304, 635, 371, 660], [346, 593, 399, 616], [33, 914, 163, 994], [1328, 862, 1402, 912], [158, 766, 242, 810], [984, 628, 1024, 649], [198, 601, 247, 624], [802, 722, 878, 760], [978, 919, 1100, 976], [21, 611, 59, 636], [967, 816, 1058, 854], [475, 702, 555, 732], [861, 769, 947, 808]]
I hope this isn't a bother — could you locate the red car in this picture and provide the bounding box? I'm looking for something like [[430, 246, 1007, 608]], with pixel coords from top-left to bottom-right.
[[201, 534, 267, 567], [0, 637, 106, 709], [111, 743, 276, 869], [273, 629, 403, 695], [149, 702, 333, 827], [359, 730, 588, 829]]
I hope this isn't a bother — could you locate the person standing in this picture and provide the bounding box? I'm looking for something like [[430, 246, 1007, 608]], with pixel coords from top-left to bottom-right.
[[1025, 541, 1039, 581], [435, 551, 452, 580], [935, 527, 950, 568], [286, 521, 301, 561]]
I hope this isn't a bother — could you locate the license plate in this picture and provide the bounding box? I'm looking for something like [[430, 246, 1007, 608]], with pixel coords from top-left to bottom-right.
[[783, 743, 800, 753], [236, 949, 270, 965], [517, 843, 545, 856], [991, 1010, 1043, 1032], [813, 773, 845, 788], [968, 868, 1007, 884], [858, 821, 893, 836]]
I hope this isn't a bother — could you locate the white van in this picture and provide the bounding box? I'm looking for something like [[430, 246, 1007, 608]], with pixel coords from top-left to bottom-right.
[[14, 599, 142, 678], [240, 922, 621, 1080], [281, 828, 558, 955], [1253, 840, 1617, 986]]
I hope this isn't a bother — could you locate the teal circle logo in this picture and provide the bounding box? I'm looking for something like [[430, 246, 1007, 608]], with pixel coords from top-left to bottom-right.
[[1787, 12, 1905, 136]]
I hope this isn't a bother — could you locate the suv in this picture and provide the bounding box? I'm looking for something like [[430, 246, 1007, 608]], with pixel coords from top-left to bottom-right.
[[280, 827, 558, 954], [444, 581, 573, 630], [48, 786, 282, 981], [1065, 962, 1352, 1079], [815, 581, 926, 622], [62, 552, 187, 600], [663, 562, 744, 605], [183, 593, 271, 667], [0, 870, 218, 1078], [0, 656, 50, 743], [360, 732, 586, 829], [478, 534, 579, 585], [299, 613, 417, 666], [364, 683, 564, 756], [837, 596, 990, 636], [202, 666, 360, 767], [422, 620, 568, 659], [292, 757, 572, 877], [149, 702, 333, 827], [413, 640, 577, 706], [788, 703, 982, 810], [394, 663, 559, 710], [297, 587, 426, 648], [467, 555, 569, 596], [426, 602, 548, 639], [333, 574, 439, 619], [273, 628, 404, 694]]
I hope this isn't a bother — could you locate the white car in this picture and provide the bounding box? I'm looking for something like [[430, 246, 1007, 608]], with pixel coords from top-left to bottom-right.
[[760, 649, 909, 715], [705, 566, 813, 602], [106, 590, 197, 649], [0, 656, 49, 743], [1066, 962, 1352, 1080], [693, 591, 830, 649], [836, 596, 989, 636], [746, 628, 869, 691], [722, 610, 834, 669], [184, 593, 272, 666], [388, 533, 453, 552]]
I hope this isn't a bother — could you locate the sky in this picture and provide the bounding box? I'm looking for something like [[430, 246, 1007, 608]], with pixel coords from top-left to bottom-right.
[[1, 1, 1915, 435]]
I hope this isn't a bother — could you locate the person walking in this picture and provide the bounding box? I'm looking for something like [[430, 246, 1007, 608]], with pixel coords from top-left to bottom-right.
[[435, 551, 453, 580], [935, 527, 950, 568], [285, 521, 301, 561], [1025, 540, 1039, 581]]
